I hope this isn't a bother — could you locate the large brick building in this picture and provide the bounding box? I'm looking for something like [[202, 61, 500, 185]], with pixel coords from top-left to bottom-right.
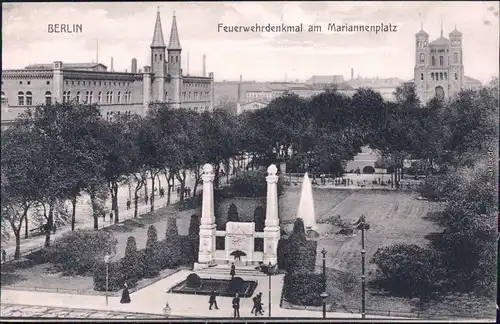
[[1, 10, 214, 129]]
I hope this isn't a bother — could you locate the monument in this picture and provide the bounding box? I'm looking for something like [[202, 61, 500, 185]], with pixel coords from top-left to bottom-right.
[[297, 172, 317, 230], [194, 164, 280, 269]]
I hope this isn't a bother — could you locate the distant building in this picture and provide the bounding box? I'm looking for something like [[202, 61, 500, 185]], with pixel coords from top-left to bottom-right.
[[305, 75, 345, 85], [412, 25, 482, 103], [237, 100, 269, 115], [1, 10, 214, 129], [346, 77, 405, 101]]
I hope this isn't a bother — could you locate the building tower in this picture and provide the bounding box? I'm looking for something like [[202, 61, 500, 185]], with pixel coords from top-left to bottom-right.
[[448, 26, 464, 95], [168, 11, 182, 108], [151, 8, 166, 102], [414, 24, 429, 103], [131, 58, 138, 73]]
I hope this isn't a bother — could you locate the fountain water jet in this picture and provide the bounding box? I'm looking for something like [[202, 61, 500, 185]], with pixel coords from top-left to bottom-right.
[[297, 172, 318, 237]]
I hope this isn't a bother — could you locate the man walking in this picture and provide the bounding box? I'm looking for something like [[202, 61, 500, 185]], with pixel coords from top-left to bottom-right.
[[209, 290, 219, 310], [230, 263, 236, 279], [2, 249, 6, 263], [256, 292, 264, 315], [232, 293, 240, 318], [126, 199, 131, 210]]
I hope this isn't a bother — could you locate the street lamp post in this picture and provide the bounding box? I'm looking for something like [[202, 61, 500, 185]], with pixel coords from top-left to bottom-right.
[[360, 215, 366, 319], [320, 292, 329, 319], [104, 254, 111, 306], [321, 248, 326, 292]]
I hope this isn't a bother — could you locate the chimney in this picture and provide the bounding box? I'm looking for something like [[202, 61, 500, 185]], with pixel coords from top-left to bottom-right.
[[111, 57, 114, 72], [351, 68, 354, 81], [202, 54, 206, 77], [131, 58, 137, 73], [237, 74, 243, 102]]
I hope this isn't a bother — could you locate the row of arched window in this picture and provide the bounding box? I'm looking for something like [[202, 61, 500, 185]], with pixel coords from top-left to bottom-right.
[[15, 91, 52, 106], [62, 90, 132, 104], [420, 72, 459, 82], [181, 91, 210, 101]]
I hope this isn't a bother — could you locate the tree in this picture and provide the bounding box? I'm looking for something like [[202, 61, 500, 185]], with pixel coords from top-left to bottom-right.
[[143, 225, 160, 278], [163, 217, 181, 267], [122, 236, 140, 285], [227, 203, 240, 222], [146, 225, 158, 249], [253, 206, 265, 232], [187, 214, 200, 262]]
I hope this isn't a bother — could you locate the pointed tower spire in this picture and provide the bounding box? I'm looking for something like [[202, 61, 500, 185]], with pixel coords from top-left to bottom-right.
[[151, 8, 166, 47], [440, 19, 443, 37], [168, 11, 182, 50], [420, 22, 423, 30]]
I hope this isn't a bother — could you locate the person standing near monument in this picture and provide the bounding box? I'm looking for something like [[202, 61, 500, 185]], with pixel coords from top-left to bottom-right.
[[232, 293, 240, 318], [126, 199, 131, 210], [209, 290, 219, 310], [230, 263, 236, 279]]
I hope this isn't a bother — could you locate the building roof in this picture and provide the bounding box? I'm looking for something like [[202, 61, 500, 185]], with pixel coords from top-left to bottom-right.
[[267, 83, 288, 91], [449, 28, 462, 37], [346, 77, 405, 88], [151, 10, 166, 47], [415, 29, 429, 37], [284, 83, 311, 90], [244, 83, 271, 92], [241, 99, 269, 106], [24, 63, 108, 70], [168, 13, 181, 50], [464, 76, 481, 84], [430, 36, 450, 46], [306, 75, 345, 84]]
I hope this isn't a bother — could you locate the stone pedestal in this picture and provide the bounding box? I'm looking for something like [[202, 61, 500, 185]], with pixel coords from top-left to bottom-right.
[[263, 164, 280, 265], [197, 164, 216, 265]]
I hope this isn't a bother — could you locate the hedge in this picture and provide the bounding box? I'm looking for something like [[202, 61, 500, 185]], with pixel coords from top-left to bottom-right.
[[93, 231, 186, 292], [283, 272, 323, 306]]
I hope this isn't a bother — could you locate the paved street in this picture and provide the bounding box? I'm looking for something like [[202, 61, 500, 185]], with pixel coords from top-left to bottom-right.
[[1, 304, 159, 319], [0, 270, 404, 319]]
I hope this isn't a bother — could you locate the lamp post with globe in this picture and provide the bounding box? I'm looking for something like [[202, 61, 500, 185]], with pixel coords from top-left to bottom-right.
[[104, 254, 111, 306]]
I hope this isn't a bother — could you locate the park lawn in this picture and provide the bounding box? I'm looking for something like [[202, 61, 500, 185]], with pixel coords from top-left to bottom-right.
[[279, 187, 495, 319], [1, 201, 200, 294]]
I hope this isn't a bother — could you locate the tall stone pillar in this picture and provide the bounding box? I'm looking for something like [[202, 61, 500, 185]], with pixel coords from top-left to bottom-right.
[[264, 164, 280, 265], [197, 164, 216, 265]]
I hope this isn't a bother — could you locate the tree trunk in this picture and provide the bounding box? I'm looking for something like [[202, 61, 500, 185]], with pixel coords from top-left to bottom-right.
[[193, 167, 201, 197], [89, 190, 99, 230], [44, 204, 53, 248], [177, 170, 187, 202], [14, 230, 21, 260], [134, 193, 140, 218], [166, 171, 174, 206], [112, 182, 119, 224], [150, 171, 157, 212], [24, 212, 29, 239], [144, 173, 149, 201], [71, 196, 77, 231]]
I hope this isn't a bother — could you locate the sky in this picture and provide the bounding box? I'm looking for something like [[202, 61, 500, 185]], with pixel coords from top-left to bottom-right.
[[2, 1, 499, 83]]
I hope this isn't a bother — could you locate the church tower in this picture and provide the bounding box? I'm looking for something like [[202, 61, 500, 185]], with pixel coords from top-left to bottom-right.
[[151, 8, 166, 102], [167, 12, 182, 108], [414, 24, 429, 104], [448, 27, 464, 95]]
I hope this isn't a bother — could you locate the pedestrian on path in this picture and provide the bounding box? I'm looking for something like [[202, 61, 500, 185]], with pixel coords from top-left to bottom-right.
[[109, 212, 113, 224], [120, 283, 131, 304], [176, 187, 180, 197], [230, 263, 236, 279], [255, 292, 264, 315], [126, 199, 131, 210], [163, 302, 171, 317], [144, 195, 149, 205], [209, 290, 219, 310], [232, 293, 240, 318], [2, 249, 6, 263]]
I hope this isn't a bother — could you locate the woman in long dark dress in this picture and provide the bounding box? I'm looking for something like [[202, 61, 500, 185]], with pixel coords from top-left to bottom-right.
[[120, 283, 131, 304]]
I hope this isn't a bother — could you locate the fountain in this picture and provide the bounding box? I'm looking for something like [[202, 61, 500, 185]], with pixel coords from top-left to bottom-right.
[[297, 172, 319, 238]]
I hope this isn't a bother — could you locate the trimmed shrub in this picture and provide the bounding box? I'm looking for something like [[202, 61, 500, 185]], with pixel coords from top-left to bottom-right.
[[142, 244, 161, 278], [146, 225, 158, 249], [370, 243, 445, 297], [228, 277, 246, 293], [186, 273, 202, 288], [161, 217, 182, 268], [44, 229, 117, 275], [121, 236, 140, 287], [283, 272, 323, 306], [362, 166, 375, 174], [187, 215, 200, 263], [93, 260, 125, 292], [277, 238, 317, 273], [253, 206, 265, 232], [227, 203, 239, 222]]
